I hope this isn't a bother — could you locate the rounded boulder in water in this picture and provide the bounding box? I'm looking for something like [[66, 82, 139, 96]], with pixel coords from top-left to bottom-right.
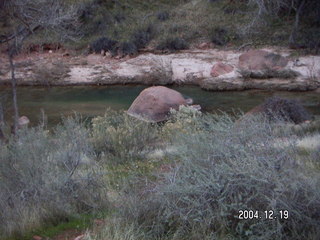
[[127, 86, 188, 122]]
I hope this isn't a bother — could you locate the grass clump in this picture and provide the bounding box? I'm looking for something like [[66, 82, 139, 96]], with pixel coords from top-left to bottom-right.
[[86, 107, 320, 240], [0, 116, 108, 239]]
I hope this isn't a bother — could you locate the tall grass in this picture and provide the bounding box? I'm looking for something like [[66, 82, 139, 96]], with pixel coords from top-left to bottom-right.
[[86, 107, 320, 240]]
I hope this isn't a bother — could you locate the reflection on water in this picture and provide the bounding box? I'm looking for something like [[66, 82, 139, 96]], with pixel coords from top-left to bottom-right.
[[0, 85, 319, 126]]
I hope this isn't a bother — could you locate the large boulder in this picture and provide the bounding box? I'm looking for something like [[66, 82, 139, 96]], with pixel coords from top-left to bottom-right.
[[127, 86, 189, 122], [238, 50, 288, 71], [239, 97, 312, 124]]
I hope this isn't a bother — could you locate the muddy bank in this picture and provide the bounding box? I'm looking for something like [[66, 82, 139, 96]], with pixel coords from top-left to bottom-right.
[[0, 48, 319, 91]]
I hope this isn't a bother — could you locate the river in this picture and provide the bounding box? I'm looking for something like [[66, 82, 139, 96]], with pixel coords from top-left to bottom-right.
[[0, 86, 319, 126]]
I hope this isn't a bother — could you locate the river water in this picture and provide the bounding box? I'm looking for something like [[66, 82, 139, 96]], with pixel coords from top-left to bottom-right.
[[0, 85, 319, 126]]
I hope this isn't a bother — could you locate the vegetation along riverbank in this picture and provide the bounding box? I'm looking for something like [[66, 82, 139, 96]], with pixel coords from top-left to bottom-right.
[[0, 0, 320, 239]]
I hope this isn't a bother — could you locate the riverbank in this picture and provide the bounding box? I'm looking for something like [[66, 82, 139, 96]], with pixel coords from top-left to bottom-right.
[[0, 47, 320, 91]]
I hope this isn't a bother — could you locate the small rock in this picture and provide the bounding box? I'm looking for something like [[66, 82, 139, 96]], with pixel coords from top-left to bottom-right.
[[191, 104, 201, 111], [18, 116, 30, 127], [211, 62, 234, 77], [124, 55, 131, 60], [198, 42, 212, 50], [32, 236, 42, 240], [185, 98, 193, 105], [104, 51, 112, 58]]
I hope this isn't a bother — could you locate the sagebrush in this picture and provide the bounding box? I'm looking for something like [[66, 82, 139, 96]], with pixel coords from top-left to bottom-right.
[[0, 116, 108, 238], [86, 107, 320, 240]]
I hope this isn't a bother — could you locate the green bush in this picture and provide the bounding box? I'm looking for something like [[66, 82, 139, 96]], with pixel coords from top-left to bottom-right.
[[91, 109, 159, 163], [89, 109, 320, 240], [0, 116, 108, 238]]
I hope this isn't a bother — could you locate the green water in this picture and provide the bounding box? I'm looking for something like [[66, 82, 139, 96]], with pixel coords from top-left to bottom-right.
[[0, 85, 319, 126]]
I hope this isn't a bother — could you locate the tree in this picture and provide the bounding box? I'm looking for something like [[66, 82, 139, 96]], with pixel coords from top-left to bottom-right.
[[248, 0, 319, 47], [0, 0, 80, 134]]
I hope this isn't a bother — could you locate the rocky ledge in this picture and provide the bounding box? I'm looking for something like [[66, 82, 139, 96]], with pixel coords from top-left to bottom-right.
[[0, 48, 319, 91]]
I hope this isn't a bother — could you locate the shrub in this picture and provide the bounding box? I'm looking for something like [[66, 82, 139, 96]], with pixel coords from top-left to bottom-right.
[[131, 25, 155, 49], [156, 37, 189, 51], [91, 109, 159, 163], [157, 11, 169, 21], [78, 0, 115, 34], [89, 37, 118, 54], [210, 27, 229, 46], [114, 12, 126, 23], [0, 116, 108, 238], [118, 41, 138, 56], [87, 109, 320, 240], [261, 96, 312, 124]]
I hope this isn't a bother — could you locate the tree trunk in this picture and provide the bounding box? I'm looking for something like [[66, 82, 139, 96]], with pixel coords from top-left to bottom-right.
[[0, 101, 5, 141], [289, 0, 306, 45], [8, 52, 19, 135]]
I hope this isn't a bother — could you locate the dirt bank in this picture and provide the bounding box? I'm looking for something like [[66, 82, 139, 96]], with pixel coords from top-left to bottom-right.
[[0, 47, 319, 91]]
